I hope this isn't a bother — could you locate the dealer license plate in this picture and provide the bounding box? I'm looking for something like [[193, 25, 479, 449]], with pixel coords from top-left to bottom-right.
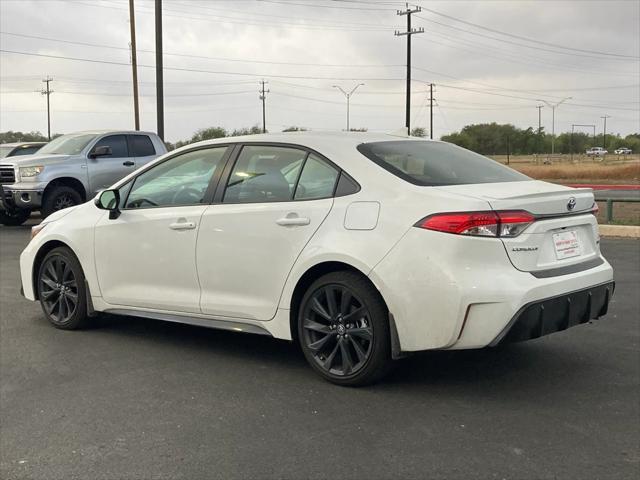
[[553, 230, 582, 260]]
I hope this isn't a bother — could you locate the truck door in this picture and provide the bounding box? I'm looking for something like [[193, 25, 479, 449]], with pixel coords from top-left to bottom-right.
[[87, 135, 137, 194]]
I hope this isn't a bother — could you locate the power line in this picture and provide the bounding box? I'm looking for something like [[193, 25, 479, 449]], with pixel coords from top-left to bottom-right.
[[254, 0, 394, 11], [0, 31, 403, 68], [414, 28, 639, 78], [414, 14, 637, 62], [70, 0, 396, 31], [418, 6, 638, 59], [0, 49, 405, 81]]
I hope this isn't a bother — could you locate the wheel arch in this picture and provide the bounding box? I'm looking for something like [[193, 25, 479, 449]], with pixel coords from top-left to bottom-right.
[[288, 260, 390, 344], [32, 240, 76, 300], [44, 177, 88, 203]]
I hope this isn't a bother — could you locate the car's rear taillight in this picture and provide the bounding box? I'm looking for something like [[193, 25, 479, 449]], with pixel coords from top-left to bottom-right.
[[591, 202, 599, 215], [415, 210, 535, 237]]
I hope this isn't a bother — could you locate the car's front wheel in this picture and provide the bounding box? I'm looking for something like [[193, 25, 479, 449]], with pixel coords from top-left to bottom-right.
[[298, 271, 392, 386], [37, 247, 89, 330]]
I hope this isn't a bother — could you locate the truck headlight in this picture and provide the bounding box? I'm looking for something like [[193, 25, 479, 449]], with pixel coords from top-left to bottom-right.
[[19, 166, 45, 178]]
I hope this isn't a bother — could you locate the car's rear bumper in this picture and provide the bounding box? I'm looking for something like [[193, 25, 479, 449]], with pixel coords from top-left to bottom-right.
[[369, 227, 615, 352], [490, 281, 615, 346]]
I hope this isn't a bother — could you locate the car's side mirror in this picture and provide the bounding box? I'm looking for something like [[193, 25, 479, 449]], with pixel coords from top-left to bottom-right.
[[95, 189, 121, 219], [89, 145, 112, 159]]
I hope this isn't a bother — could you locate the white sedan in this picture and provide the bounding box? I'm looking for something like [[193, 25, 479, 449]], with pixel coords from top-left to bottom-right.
[[20, 133, 615, 386]]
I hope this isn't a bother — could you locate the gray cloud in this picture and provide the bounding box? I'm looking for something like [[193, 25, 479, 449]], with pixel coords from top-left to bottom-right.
[[1, 0, 638, 142]]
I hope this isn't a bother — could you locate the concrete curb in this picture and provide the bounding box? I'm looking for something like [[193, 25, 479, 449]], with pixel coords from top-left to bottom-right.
[[599, 224, 640, 238]]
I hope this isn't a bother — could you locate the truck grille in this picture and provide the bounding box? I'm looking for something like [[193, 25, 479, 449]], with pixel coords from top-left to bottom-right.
[[0, 165, 16, 184]]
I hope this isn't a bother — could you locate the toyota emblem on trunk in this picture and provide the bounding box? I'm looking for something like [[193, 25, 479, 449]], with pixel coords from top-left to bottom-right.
[[567, 197, 577, 211]]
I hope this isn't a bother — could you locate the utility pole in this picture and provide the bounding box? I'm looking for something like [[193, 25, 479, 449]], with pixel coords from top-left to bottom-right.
[[428, 83, 435, 139], [601, 115, 611, 148], [395, 4, 424, 134], [332, 83, 364, 131], [155, 0, 164, 140], [129, 0, 140, 130], [536, 104, 543, 162], [259, 79, 269, 133], [39, 76, 53, 141], [537, 97, 572, 156]]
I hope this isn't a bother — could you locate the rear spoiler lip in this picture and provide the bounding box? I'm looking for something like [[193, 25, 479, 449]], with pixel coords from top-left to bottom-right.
[[532, 205, 597, 221]]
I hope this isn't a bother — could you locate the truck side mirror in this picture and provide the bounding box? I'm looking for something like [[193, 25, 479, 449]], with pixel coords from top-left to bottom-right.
[[95, 189, 121, 219], [89, 145, 112, 158]]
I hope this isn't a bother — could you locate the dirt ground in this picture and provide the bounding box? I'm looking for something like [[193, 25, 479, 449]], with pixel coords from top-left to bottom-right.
[[511, 162, 640, 185]]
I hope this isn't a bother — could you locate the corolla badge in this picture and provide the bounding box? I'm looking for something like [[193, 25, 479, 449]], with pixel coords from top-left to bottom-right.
[[567, 197, 577, 211]]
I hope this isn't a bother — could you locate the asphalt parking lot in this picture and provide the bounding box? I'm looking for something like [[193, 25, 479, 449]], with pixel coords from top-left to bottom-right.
[[1, 220, 638, 480]]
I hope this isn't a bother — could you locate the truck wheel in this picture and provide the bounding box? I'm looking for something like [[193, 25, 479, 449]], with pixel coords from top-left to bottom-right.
[[0, 208, 31, 226], [42, 186, 83, 218]]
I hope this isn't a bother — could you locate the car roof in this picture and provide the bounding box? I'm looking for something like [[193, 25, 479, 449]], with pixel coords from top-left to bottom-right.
[[187, 131, 431, 151], [59, 130, 158, 136], [0, 142, 47, 147]]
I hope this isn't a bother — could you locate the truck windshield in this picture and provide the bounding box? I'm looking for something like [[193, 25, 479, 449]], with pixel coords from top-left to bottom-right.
[[357, 140, 530, 186], [37, 134, 96, 156]]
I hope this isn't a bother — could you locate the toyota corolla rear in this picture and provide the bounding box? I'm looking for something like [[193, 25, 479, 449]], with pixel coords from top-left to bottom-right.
[[361, 140, 614, 353]]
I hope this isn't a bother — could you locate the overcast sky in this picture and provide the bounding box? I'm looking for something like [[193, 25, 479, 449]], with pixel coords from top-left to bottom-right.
[[0, 0, 638, 142]]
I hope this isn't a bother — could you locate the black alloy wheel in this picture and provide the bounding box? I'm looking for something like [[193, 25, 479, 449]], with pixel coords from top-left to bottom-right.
[[52, 193, 76, 211], [38, 247, 88, 329], [298, 271, 391, 386], [41, 186, 83, 218]]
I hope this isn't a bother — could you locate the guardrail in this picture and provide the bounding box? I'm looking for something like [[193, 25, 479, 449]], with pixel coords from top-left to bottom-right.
[[595, 197, 640, 223]]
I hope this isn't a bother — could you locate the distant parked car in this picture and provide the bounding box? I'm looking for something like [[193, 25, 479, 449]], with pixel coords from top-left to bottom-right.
[[586, 147, 608, 157], [614, 147, 632, 155], [0, 130, 166, 226], [0, 142, 46, 159]]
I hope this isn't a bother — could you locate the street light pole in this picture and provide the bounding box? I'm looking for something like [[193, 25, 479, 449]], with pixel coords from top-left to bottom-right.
[[332, 84, 364, 131], [537, 97, 572, 156]]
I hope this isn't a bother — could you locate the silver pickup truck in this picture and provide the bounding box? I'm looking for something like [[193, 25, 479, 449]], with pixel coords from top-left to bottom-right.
[[0, 130, 166, 225]]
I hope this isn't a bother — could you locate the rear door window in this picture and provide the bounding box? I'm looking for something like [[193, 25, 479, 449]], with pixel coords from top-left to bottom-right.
[[294, 154, 339, 200], [223, 146, 307, 203], [357, 141, 529, 186], [129, 135, 156, 157]]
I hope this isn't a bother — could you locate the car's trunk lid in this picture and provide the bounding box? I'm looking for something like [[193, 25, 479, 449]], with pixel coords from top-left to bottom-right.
[[435, 181, 600, 273]]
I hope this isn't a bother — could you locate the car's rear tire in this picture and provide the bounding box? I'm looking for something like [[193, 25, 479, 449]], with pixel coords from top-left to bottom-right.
[[37, 247, 89, 330], [41, 186, 82, 218], [297, 271, 392, 386], [0, 208, 30, 226]]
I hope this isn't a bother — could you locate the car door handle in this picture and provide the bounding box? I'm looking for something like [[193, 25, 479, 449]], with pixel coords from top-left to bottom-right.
[[123, 161, 135, 166], [276, 214, 310, 227], [169, 221, 197, 230]]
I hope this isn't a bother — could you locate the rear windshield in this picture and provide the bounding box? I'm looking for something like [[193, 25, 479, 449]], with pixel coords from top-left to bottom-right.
[[357, 140, 529, 186]]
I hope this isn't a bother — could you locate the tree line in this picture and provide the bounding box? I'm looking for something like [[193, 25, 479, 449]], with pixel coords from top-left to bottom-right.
[[2, 124, 637, 155], [441, 123, 638, 155]]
